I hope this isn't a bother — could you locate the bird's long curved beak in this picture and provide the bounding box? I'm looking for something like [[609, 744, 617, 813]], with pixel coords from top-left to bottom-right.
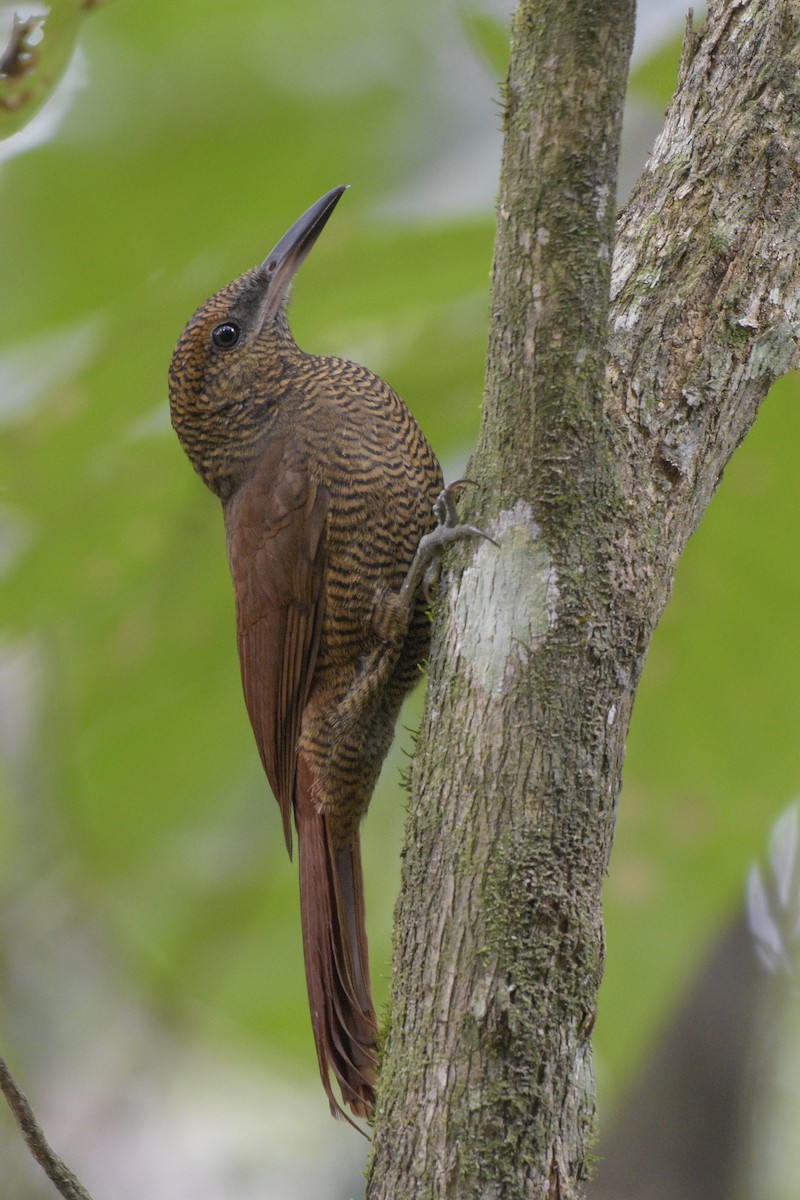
[[259, 186, 348, 322]]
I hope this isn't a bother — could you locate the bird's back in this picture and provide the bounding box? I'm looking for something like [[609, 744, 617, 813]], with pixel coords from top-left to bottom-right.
[[271, 351, 444, 844]]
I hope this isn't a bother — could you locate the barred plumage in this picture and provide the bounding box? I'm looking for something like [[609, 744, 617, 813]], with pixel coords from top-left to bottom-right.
[[168, 188, 442, 1121]]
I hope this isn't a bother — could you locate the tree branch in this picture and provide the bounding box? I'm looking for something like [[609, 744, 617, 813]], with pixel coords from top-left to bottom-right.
[[368, 0, 800, 1197], [369, 1, 635, 1196], [0, 3, 103, 142], [0, 1055, 95, 1200], [610, 0, 800, 560]]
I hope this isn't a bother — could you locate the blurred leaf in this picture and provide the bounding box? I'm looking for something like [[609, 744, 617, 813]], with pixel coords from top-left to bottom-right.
[[628, 29, 684, 110], [0, 1, 87, 141], [747, 802, 800, 977], [458, 2, 510, 79], [601, 371, 800, 1095]]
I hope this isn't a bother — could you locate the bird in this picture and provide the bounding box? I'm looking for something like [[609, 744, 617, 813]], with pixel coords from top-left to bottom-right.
[[168, 186, 482, 1122]]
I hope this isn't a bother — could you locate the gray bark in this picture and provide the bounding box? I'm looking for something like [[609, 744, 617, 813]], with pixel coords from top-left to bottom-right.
[[367, 0, 800, 1197]]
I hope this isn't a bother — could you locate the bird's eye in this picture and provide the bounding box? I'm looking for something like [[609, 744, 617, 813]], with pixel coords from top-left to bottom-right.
[[211, 322, 241, 350]]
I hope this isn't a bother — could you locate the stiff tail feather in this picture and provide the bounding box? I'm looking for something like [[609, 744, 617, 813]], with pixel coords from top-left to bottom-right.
[[295, 758, 378, 1121]]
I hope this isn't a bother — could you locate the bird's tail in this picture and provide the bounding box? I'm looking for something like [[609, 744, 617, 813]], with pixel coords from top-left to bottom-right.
[[295, 757, 378, 1121]]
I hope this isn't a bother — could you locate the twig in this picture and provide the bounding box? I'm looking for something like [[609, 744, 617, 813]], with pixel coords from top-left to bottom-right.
[[0, 15, 41, 80], [0, 1054, 95, 1200]]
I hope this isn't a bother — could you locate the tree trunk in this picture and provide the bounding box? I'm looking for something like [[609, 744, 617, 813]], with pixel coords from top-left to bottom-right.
[[367, 1, 800, 1197]]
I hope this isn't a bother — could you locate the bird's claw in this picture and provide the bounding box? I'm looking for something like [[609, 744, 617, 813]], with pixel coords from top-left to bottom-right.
[[431, 480, 499, 547], [433, 478, 473, 528], [398, 480, 497, 607]]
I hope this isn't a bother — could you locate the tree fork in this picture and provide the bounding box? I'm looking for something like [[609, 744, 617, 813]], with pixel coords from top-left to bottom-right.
[[369, 1, 635, 1196], [368, 1, 800, 1197]]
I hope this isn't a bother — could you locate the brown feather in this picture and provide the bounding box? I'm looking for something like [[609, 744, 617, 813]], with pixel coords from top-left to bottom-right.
[[168, 189, 443, 1119], [225, 438, 328, 855], [295, 754, 377, 1122]]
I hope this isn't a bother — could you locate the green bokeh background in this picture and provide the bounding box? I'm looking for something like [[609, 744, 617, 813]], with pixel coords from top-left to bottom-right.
[[1, 0, 796, 1192]]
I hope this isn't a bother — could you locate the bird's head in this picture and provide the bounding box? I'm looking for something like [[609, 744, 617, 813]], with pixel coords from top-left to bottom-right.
[[168, 186, 347, 497]]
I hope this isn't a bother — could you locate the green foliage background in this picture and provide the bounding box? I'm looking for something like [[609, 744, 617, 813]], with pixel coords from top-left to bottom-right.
[[1, 0, 797, 1180]]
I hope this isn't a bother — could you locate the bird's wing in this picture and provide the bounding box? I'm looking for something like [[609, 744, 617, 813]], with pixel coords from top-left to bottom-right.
[[224, 438, 328, 857]]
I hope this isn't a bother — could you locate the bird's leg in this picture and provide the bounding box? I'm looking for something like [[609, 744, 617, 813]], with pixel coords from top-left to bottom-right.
[[397, 479, 497, 611], [337, 485, 492, 715], [316, 483, 496, 805], [368, 480, 495, 649]]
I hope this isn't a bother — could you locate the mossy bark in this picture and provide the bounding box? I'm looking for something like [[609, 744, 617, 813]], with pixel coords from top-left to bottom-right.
[[367, 1, 800, 1197]]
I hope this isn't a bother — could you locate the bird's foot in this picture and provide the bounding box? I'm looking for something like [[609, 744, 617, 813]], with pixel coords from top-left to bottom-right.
[[399, 480, 497, 607]]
